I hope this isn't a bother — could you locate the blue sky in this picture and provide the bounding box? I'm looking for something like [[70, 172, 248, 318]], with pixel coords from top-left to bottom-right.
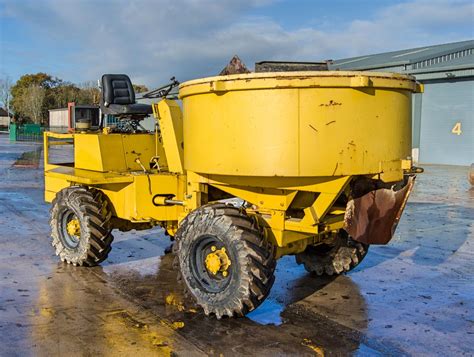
[[0, 0, 473, 87]]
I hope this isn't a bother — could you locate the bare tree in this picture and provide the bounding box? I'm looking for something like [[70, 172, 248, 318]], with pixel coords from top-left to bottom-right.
[[133, 84, 149, 94], [0, 76, 12, 116], [78, 81, 100, 105], [22, 84, 46, 124]]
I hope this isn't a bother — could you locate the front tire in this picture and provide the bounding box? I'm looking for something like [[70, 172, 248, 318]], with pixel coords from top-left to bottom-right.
[[175, 203, 276, 318], [50, 186, 114, 266]]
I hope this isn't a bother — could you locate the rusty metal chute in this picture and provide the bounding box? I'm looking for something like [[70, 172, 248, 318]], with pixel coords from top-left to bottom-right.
[[344, 176, 416, 245]]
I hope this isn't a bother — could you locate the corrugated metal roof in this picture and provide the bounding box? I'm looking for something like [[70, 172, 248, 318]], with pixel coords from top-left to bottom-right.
[[330, 40, 474, 72]]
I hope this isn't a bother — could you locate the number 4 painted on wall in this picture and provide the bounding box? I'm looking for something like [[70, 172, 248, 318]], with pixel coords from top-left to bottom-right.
[[451, 122, 462, 135]]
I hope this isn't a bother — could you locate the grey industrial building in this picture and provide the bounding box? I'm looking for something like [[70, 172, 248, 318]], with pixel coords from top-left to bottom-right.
[[330, 40, 474, 166]]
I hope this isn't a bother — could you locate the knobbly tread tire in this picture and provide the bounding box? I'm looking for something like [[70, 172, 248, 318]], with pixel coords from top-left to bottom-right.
[[174, 203, 276, 318], [295, 232, 368, 276], [50, 186, 114, 266]]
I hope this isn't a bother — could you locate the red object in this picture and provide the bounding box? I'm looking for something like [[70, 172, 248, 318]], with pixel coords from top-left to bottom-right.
[[67, 102, 75, 132]]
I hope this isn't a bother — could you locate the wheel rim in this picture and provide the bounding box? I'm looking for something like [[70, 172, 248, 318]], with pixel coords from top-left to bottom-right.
[[190, 234, 233, 293], [60, 210, 81, 249]]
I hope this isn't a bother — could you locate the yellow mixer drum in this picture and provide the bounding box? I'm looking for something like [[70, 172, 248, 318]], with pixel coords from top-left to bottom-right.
[[179, 71, 421, 181]]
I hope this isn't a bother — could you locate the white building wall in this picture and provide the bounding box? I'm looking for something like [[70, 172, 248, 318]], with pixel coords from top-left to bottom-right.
[[0, 116, 9, 127], [49, 109, 69, 127]]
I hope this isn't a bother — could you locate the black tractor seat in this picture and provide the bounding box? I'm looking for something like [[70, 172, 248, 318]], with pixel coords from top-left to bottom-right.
[[100, 74, 152, 118]]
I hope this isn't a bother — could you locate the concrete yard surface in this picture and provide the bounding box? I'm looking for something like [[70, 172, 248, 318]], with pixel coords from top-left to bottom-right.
[[0, 135, 473, 356]]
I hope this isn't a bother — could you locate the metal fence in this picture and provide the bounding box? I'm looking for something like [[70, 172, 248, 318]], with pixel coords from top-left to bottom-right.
[[9, 124, 48, 142]]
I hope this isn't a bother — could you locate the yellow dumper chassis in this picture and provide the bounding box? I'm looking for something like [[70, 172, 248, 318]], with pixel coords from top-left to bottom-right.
[[44, 71, 421, 318], [45, 131, 410, 257], [44, 131, 359, 257]]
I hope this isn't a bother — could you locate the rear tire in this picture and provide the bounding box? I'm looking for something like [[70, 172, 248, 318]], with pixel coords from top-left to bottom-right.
[[296, 231, 368, 276], [50, 186, 114, 266], [175, 203, 276, 318]]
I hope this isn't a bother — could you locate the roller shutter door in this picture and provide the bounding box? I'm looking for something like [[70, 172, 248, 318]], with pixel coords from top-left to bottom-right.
[[419, 78, 474, 165]]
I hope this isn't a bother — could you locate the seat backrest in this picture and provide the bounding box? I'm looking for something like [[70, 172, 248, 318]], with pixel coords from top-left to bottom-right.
[[101, 74, 135, 106]]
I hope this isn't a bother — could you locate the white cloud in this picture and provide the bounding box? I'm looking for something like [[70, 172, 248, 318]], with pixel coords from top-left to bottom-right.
[[2, 0, 473, 87]]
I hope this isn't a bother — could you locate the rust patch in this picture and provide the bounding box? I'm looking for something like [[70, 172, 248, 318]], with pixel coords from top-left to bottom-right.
[[343, 176, 415, 245], [319, 100, 342, 107]]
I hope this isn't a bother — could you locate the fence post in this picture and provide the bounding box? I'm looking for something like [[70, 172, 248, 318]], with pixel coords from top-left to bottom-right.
[[9, 123, 17, 141]]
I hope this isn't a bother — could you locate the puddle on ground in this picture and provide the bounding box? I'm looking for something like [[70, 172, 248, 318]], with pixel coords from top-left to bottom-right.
[[246, 298, 284, 325], [0, 152, 21, 161]]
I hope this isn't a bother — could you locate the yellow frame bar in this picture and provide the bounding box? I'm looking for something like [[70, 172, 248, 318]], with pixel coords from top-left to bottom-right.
[[44, 132, 74, 171]]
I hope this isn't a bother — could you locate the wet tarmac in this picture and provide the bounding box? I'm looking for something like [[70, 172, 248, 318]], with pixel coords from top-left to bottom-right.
[[0, 134, 473, 356]]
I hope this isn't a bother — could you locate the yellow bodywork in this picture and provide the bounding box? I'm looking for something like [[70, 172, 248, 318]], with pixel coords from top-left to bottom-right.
[[180, 71, 419, 182], [74, 133, 168, 172], [152, 99, 184, 174], [44, 71, 421, 257], [44, 124, 186, 233]]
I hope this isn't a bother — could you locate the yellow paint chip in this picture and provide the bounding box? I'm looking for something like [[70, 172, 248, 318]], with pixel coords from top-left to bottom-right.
[[39, 307, 55, 317], [302, 338, 325, 356], [171, 321, 185, 329], [165, 294, 185, 312]]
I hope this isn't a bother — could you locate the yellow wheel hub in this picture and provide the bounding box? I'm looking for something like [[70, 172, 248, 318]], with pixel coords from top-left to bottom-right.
[[66, 218, 81, 237], [205, 246, 231, 276]]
